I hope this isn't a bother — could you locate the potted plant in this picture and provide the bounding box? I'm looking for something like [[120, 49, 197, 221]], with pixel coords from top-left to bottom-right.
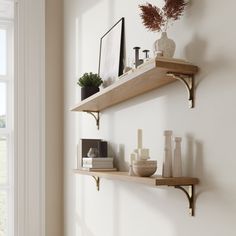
[[77, 72, 103, 100]]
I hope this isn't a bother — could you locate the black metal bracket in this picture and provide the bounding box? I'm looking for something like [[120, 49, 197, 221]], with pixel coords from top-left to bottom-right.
[[86, 111, 100, 130], [174, 185, 195, 216], [92, 176, 100, 191], [166, 73, 194, 108]]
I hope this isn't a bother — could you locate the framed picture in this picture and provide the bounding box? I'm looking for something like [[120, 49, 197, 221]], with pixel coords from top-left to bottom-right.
[[98, 17, 125, 87]]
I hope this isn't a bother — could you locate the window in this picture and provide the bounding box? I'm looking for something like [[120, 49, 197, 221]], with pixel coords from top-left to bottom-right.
[[0, 3, 14, 235], [0, 82, 6, 128], [0, 28, 7, 76]]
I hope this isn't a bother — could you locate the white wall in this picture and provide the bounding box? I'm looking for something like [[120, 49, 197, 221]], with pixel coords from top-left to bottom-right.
[[64, 0, 236, 236]]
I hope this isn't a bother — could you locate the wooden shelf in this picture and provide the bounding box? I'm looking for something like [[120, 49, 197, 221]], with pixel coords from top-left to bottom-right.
[[74, 169, 199, 216], [75, 169, 198, 186], [71, 58, 198, 113]]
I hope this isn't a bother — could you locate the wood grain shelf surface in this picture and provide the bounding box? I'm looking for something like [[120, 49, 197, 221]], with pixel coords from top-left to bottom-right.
[[74, 169, 199, 187], [71, 58, 198, 112]]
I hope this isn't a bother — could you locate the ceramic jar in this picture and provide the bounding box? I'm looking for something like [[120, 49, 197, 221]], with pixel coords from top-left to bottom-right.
[[154, 32, 176, 58]]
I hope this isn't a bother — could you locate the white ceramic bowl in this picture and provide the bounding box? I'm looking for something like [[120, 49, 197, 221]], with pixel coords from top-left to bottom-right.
[[133, 160, 157, 166], [133, 160, 157, 177]]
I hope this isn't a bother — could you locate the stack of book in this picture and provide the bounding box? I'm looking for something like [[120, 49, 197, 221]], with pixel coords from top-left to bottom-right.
[[82, 157, 115, 171]]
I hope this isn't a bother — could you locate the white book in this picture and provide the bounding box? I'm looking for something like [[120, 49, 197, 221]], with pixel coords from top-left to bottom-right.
[[82, 157, 113, 165], [83, 163, 114, 168], [80, 167, 117, 172], [83, 157, 113, 161]]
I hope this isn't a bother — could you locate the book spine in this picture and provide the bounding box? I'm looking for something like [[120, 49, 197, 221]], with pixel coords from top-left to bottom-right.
[[83, 163, 113, 168], [83, 160, 113, 164], [82, 157, 113, 161]]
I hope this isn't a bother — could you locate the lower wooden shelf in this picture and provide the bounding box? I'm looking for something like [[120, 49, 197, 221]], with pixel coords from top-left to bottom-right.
[[74, 169, 199, 216]]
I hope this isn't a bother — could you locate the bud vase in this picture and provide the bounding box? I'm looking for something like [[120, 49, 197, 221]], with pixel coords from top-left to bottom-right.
[[173, 137, 182, 177], [154, 32, 176, 58], [162, 130, 173, 177]]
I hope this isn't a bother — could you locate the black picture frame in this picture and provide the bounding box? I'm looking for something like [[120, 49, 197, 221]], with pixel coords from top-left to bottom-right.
[[98, 17, 125, 87]]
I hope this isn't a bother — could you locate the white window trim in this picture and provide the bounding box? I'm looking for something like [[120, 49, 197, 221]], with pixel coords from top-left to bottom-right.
[[0, 16, 14, 236], [0, 19, 13, 132], [14, 0, 45, 236]]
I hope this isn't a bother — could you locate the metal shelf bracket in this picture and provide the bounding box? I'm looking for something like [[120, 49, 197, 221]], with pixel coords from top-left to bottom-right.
[[86, 111, 100, 130], [92, 176, 100, 191], [166, 73, 194, 108], [174, 185, 195, 216]]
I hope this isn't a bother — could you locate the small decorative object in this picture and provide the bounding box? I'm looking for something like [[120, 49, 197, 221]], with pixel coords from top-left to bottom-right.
[[122, 58, 133, 74], [87, 148, 99, 158], [155, 50, 163, 57], [98, 18, 125, 87], [130, 129, 157, 177], [143, 49, 150, 61], [77, 72, 103, 100], [137, 129, 143, 149], [134, 129, 150, 160], [123, 66, 132, 74], [138, 148, 150, 160], [133, 47, 143, 68], [173, 137, 182, 177], [133, 160, 157, 177], [128, 165, 135, 176], [139, 0, 188, 57], [129, 153, 136, 176], [162, 130, 173, 177]]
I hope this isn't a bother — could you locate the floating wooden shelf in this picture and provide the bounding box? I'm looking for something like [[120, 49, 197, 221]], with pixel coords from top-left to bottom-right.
[[71, 58, 198, 129], [74, 169, 199, 216], [71, 58, 198, 112]]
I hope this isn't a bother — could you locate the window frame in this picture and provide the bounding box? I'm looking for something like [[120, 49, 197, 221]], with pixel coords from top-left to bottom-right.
[[0, 18, 14, 236]]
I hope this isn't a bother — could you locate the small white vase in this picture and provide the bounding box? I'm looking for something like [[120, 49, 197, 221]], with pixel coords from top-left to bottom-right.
[[173, 137, 182, 177], [162, 130, 173, 177], [154, 32, 176, 58]]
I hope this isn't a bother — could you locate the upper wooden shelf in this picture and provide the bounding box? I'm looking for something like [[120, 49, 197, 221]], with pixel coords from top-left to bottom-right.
[[71, 58, 198, 113]]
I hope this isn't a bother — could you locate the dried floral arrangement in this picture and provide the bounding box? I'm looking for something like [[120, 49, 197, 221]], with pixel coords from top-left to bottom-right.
[[139, 0, 188, 32]]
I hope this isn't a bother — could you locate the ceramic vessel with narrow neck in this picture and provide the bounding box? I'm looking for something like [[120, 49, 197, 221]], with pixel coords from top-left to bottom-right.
[[154, 32, 176, 58]]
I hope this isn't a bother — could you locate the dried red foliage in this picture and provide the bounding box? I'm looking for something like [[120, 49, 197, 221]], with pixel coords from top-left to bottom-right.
[[139, 0, 188, 32], [139, 3, 164, 32], [163, 0, 187, 20]]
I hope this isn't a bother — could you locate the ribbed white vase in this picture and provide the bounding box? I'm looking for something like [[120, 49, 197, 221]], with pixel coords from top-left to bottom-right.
[[162, 130, 173, 177], [154, 32, 176, 58], [173, 137, 182, 177]]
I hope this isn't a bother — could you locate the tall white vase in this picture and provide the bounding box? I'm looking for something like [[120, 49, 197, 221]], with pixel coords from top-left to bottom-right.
[[154, 32, 176, 58], [173, 137, 182, 177], [162, 130, 173, 177]]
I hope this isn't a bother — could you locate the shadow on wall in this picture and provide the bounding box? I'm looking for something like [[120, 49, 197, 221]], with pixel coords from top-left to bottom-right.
[[77, 0, 101, 14], [185, 134, 221, 207], [75, 178, 96, 236], [184, 34, 231, 90], [109, 143, 129, 172], [185, 0, 206, 25], [184, 0, 232, 91]]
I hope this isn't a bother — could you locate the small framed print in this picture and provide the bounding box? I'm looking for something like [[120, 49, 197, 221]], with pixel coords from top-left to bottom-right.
[[98, 17, 125, 87]]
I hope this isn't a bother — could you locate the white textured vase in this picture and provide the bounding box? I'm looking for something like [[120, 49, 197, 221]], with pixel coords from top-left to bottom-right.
[[154, 32, 176, 58], [162, 130, 173, 177], [173, 137, 182, 177]]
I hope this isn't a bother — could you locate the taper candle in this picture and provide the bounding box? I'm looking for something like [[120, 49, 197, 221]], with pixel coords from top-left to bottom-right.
[[137, 129, 143, 149]]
